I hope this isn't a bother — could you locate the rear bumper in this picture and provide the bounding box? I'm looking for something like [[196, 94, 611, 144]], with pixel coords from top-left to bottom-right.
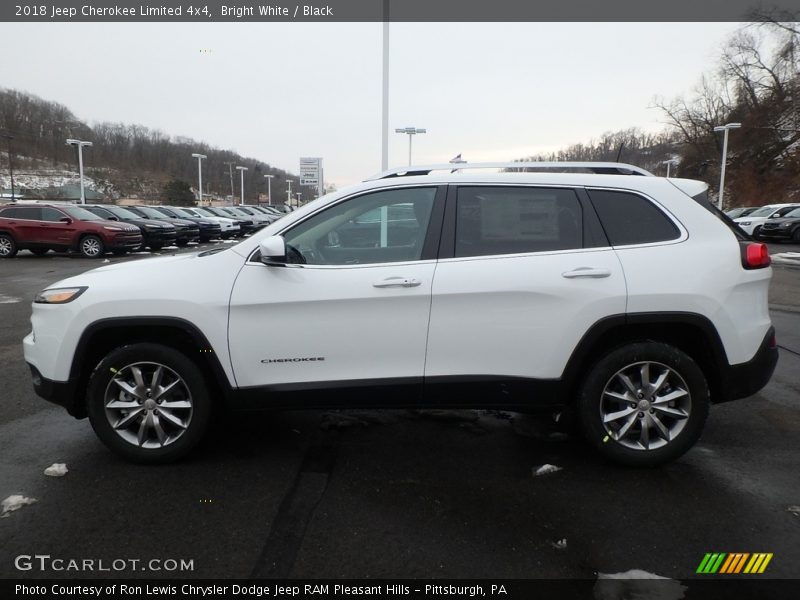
[[717, 326, 779, 402], [28, 363, 85, 418]]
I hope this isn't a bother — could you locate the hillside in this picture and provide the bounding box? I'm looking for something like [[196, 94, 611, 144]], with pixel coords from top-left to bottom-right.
[[0, 88, 299, 203]]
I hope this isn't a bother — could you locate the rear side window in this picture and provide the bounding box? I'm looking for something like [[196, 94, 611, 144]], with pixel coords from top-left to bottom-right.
[[455, 187, 583, 257], [12, 207, 42, 221], [0, 207, 18, 218], [588, 189, 680, 246]]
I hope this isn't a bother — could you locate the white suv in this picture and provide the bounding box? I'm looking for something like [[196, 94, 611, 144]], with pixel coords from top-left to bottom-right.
[[23, 162, 778, 466]]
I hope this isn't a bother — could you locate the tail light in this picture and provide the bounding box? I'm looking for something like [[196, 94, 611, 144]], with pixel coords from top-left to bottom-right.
[[739, 242, 771, 269]]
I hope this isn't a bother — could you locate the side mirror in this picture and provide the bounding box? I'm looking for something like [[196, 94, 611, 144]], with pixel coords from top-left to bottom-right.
[[59, 217, 72, 224], [259, 235, 287, 265]]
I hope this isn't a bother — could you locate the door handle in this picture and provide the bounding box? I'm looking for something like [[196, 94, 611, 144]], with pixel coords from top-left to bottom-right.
[[373, 277, 422, 288], [561, 267, 612, 279]]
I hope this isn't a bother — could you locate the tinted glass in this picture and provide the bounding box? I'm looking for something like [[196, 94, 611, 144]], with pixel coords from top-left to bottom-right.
[[589, 189, 680, 246], [748, 205, 778, 217], [84, 206, 114, 220], [14, 207, 42, 220], [42, 207, 69, 221], [105, 205, 142, 220], [785, 208, 800, 218], [63, 206, 102, 221], [0, 207, 19, 218], [169, 208, 195, 218], [455, 187, 583, 257], [284, 187, 436, 265]]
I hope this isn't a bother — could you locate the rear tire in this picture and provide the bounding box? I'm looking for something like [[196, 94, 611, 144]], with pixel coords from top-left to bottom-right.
[[0, 233, 17, 258], [79, 235, 105, 258], [86, 343, 212, 463], [577, 342, 709, 467]]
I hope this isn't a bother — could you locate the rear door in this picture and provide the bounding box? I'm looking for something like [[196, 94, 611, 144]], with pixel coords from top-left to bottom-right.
[[424, 185, 627, 406]]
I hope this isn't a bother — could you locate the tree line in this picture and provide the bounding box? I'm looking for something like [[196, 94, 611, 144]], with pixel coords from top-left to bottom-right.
[[519, 14, 799, 208], [0, 88, 299, 202]]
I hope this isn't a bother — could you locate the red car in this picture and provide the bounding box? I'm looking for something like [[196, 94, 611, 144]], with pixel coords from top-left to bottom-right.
[[0, 203, 143, 258]]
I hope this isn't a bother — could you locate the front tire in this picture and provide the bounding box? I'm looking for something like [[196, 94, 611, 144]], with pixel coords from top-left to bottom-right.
[[79, 235, 105, 258], [0, 233, 17, 258], [752, 226, 762, 240], [577, 342, 709, 467], [86, 343, 212, 463]]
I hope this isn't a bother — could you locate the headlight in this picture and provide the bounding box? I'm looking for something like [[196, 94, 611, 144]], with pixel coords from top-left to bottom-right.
[[740, 221, 751, 226], [104, 226, 124, 231], [34, 287, 87, 304]]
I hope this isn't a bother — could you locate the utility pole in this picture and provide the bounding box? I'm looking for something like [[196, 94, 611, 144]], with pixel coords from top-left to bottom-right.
[[1, 133, 15, 201], [224, 161, 235, 201], [713, 123, 742, 210], [65, 138, 93, 204], [236, 166, 248, 206]]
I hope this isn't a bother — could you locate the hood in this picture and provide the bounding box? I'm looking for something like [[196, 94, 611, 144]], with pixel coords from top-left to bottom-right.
[[92, 219, 140, 233]]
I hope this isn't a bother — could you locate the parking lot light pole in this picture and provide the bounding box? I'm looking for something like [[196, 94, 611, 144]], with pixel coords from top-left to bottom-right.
[[191, 153, 207, 206], [395, 127, 426, 166], [236, 166, 248, 206], [713, 123, 741, 210], [264, 174, 274, 205], [662, 159, 678, 178], [65, 138, 93, 204], [287, 180, 293, 206], [1, 133, 15, 201]]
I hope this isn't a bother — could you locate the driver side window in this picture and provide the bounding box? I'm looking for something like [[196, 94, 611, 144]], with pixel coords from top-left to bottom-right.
[[283, 187, 436, 265]]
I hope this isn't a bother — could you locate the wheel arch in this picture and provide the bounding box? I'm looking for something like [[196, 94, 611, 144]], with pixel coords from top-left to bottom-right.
[[69, 317, 232, 418], [561, 312, 729, 406]]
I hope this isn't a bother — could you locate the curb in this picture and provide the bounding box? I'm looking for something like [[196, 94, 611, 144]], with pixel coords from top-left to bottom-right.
[[770, 304, 800, 314]]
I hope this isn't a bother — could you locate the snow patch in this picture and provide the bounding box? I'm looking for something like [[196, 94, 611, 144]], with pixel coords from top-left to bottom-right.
[[1, 495, 37, 517], [595, 570, 686, 600], [788, 505, 800, 516], [551, 538, 567, 550], [44, 463, 68, 477], [0, 295, 21, 304], [772, 252, 800, 265], [533, 464, 562, 477]]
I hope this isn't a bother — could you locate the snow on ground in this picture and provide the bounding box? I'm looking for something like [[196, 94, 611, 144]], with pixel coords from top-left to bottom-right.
[[0, 295, 21, 304], [1, 495, 37, 517], [772, 252, 800, 265], [594, 570, 686, 600], [44, 463, 68, 477], [533, 464, 562, 477]]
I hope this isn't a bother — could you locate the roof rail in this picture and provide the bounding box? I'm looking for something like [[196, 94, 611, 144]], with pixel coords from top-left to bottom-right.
[[365, 161, 654, 181]]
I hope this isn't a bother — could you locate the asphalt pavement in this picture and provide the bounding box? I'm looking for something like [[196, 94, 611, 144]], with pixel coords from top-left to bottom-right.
[[0, 244, 798, 584]]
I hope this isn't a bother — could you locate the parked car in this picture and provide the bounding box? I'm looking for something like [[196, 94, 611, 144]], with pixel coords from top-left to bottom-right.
[[83, 204, 177, 251], [226, 205, 276, 227], [733, 203, 800, 238], [252, 205, 284, 217], [757, 206, 800, 243], [725, 207, 758, 219], [244, 205, 284, 220], [125, 206, 200, 246], [150, 206, 223, 242], [0, 203, 142, 258], [24, 162, 777, 466], [205, 206, 259, 234], [177, 207, 240, 238]]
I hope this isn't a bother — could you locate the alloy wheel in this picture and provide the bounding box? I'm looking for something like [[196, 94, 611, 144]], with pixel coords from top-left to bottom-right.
[[0, 237, 12, 256], [82, 237, 102, 257], [103, 362, 194, 448], [599, 361, 691, 451]]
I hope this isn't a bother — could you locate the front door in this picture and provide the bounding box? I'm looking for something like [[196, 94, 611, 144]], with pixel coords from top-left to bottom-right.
[[228, 185, 445, 405]]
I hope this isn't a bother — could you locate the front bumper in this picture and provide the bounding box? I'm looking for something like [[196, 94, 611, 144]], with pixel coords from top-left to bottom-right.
[[107, 232, 143, 251], [758, 228, 793, 241], [717, 326, 779, 402], [28, 363, 85, 418]]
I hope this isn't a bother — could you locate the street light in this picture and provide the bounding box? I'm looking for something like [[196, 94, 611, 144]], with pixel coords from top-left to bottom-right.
[[236, 166, 248, 206], [191, 153, 207, 205], [1, 133, 15, 201], [287, 179, 293, 206], [395, 127, 426, 166], [65, 138, 93, 204], [661, 159, 678, 178], [713, 123, 741, 210], [264, 174, 275, 205]]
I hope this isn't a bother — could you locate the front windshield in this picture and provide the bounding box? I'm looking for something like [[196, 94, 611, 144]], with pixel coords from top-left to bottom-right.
[[236, 207, 256, 215], [223, 207, 246, 217], [748, 206, 780, 217], [104, 205, 141, 220], [170, 207, 196, 218], [63, 206, 102, 221], [192, 208, 215, 217], [133, 206, 169, 219]]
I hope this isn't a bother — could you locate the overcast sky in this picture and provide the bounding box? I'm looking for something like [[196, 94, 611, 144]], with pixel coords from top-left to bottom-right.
[[0, 22, 741, 187]]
